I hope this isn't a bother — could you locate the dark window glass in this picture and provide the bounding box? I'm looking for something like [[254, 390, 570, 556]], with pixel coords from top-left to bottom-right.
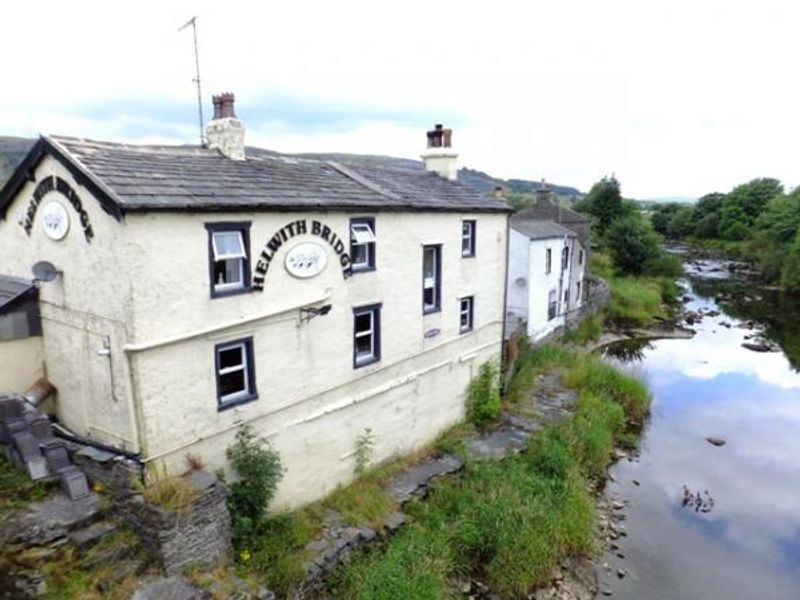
[[423, 245, 441, 313]]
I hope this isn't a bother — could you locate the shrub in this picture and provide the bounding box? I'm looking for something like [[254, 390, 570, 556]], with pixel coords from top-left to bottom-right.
[[226, 425, 284, 545], [354, 428, 375, 476], [606, 277, 664, 326], [466, 362, 501, 427]]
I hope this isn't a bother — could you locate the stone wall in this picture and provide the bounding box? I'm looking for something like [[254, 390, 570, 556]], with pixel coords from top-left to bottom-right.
[[122, 470, 232, 576]]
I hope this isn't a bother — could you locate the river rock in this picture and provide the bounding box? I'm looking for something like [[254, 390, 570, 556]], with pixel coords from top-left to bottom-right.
[[705, 436, 726, 447]]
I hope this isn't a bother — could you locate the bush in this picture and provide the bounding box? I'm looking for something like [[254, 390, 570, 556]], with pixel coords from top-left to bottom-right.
[[466, 361, 501, 427], [226, 425, 284, 545], [604, 214, 663, 276], [606, 277, 664, 326]]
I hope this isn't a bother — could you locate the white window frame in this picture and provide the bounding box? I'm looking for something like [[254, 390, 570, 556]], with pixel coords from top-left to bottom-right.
[[350, 219, 376, 272], [206, 223, 252, 297], [215, 338, 257, 409], [422, 245, 441, 313], [354, 304, 381, 368], [461, 220, 476, 257], [459, 296, 474, 333]]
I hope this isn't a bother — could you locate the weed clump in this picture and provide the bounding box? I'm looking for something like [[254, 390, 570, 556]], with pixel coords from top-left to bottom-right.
[[466, 362, 501, 427]]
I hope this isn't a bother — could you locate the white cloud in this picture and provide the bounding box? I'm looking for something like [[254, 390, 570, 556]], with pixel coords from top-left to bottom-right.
[[2, 0, 799, 197]]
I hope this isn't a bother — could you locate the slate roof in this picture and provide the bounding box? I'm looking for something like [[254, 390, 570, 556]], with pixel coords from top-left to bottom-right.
[[514, 195, 589, 225], [511, 219, 576, 240], [0, 135, 511, 220], [0, 275, 36, 313]]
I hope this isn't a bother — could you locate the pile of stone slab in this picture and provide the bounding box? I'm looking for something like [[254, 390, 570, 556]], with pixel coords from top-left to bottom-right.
[[0, 393, 89, 500]]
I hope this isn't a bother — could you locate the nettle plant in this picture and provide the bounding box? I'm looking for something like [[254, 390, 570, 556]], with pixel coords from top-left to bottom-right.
[[354, 428, 375, 476]]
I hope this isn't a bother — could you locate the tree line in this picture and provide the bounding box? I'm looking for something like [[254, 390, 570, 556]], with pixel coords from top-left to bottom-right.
[[650, 178, 800, 290]]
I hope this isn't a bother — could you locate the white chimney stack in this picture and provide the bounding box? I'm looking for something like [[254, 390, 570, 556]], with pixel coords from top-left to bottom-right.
[[206, 92, 246, 160], [421, 123, 458, 181]]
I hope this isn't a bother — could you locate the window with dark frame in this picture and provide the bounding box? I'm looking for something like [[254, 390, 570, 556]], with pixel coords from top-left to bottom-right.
[[353, 304, 381, 368], [422, 245, 442, 313], [215, 337, 257, 410], [547, 290, 557, 320], [564, 289, 570, 309], [576, 281, 582, 303], [459, 296, 474, 333], [206, 222, 252, 298], [561, 247, 569, 271], [578, 249, 584, 265], [545, 248, 552, 274], [350, 218, 376, 272], [461, 220, 476, 257]]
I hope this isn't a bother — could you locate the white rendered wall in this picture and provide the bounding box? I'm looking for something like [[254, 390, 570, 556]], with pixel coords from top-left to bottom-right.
[[0, 156, 137, 450], [526, 236, 572, 341], [0, 336, 44, 393], [124, 210, 508, 509], [505, 229, 530, 335]]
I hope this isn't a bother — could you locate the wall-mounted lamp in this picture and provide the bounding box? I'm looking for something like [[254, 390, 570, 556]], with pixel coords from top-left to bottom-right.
[[300, 304, 332, 323]]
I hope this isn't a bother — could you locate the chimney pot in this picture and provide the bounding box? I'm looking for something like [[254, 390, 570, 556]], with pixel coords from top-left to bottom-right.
[[421, 122, 458, 180], [206, 92, 246, 160], [493, 186, 504, 199]]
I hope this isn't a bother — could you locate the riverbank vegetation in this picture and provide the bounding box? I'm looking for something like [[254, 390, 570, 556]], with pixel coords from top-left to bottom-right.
[[651, 179, 800, 291], [328, 344, 649, 599]]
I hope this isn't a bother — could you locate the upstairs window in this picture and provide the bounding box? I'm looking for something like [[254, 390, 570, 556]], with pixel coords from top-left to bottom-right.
[[459, 296, 474, 333], [461, 220, 476, 257], [545, 248, 552, 274], [578, 249, 584, 265], [561, 247, 569, 271], [422, 245, 442, 314], [576, 281, 582, 303], [206, 222, 251, 298], [350, 218, 376, 272], [548, 290, 557, 320], [215, 338, 257, 410], [354, 304, 381, 368]]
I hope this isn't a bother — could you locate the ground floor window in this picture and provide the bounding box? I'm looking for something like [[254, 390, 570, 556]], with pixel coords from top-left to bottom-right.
[[548, 290, 557, 321], [576, 281, 582, 303], [215, 338, 257, 409], [354, 304, 381, 368], [459, 296, 474, 333]]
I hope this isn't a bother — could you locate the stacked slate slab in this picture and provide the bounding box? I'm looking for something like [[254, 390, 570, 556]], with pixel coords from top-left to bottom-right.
[[0, 393, 89, 500]]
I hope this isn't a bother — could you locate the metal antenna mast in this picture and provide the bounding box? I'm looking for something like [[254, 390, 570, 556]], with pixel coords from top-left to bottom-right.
[[179, 16, 205, 147]]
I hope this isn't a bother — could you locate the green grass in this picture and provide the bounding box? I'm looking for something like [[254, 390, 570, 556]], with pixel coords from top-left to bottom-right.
[[332, 345, 650, 599], [562, 312, 603, 344], [0, 453, 52, 512], [606, 277, 666, 327]]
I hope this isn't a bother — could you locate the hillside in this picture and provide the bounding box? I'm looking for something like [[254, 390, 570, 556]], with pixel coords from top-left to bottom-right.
[[0, 136, 582, 198]]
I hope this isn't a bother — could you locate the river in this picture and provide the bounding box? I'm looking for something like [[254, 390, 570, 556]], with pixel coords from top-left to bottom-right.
[[595, 258, 800, 600]]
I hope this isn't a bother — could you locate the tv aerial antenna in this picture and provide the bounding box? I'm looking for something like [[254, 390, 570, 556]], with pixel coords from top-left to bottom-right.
[[179, 16, 206, 147]]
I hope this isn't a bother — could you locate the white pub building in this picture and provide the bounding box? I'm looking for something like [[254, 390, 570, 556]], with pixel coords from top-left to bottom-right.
[[0, 95, 511, 508]]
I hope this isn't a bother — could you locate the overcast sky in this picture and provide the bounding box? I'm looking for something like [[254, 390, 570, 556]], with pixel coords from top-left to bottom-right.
[[2, 0, 798, 198]]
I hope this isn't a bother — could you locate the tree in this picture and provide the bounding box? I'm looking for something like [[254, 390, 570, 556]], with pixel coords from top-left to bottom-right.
[[605, 214, 663, 276], [651, 203, 681, 236], [718, 178, 783, 241], [579, 176, 623, 236], [781, 228, 800, 292]]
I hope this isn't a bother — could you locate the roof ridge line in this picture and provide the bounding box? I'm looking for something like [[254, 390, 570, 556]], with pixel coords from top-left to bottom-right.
[[325, 160, 403, 202]]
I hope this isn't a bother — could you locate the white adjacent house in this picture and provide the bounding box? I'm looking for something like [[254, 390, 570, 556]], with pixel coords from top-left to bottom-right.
[[506, 184, 589, 341], [0, 95, 511, 509]]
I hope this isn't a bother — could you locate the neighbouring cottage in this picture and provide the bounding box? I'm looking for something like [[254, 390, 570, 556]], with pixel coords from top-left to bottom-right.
[[0, 94, 511, 509], [506, 182, 589, 341]]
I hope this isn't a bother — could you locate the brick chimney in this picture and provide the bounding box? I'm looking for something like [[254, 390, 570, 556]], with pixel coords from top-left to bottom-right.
[[206, 92, 245, 160], [421, 123, 458, 181]]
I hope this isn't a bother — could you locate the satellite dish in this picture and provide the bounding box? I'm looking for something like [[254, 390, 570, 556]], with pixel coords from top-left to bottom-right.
[[515, 277, 527, 287], [32, 261, 60, 283]]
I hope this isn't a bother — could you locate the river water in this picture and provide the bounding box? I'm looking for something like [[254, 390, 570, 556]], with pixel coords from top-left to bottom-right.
[[595, 260, 800, 600]]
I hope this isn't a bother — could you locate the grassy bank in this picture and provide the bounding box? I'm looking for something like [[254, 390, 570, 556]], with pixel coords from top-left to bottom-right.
[[564, 252, 680, 345], [327, 344, 649, 599]]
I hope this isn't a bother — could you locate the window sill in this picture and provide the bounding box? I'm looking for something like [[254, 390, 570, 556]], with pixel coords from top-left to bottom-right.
[[350, 265, 377, 274], [211, 286, 253, 299], [459, 327, 473, 335], [422, 307, 441, 316], [218, 392, 259, 412], [461, 253, 476, 259], [354, 356, 380, 369]]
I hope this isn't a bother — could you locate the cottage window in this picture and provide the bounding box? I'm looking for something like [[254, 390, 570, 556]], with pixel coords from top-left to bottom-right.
[[578, 249, 584, 265], [350, 218, 376, 271], [215, 338, 257, 409], [547, 290, 557, 321], [459, 296, 474, 333], [206, 222, 252, 297], [461, 220, 476, 257], [422, 245, 442, 313], [564, 289, 570, 309], [561, 247, 569, 271], [576, 281, 582, 302], [545, 248, 552, 274], [354, 304, 381, 368]]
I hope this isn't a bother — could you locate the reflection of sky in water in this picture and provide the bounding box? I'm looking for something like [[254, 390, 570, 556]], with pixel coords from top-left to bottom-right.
[[603, 276, 800, 600]]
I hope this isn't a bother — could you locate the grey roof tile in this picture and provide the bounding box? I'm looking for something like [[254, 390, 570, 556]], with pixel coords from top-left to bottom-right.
[[46, 136, 510, 215]]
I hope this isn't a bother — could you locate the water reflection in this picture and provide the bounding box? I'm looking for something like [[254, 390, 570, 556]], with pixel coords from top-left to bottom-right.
[[602, 339, 654, 362], [598, 265, 800, 600]]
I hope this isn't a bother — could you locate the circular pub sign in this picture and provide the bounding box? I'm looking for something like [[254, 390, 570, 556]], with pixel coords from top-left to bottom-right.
[[41, 201, 70, 241], [285, 242, 328, 278]]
